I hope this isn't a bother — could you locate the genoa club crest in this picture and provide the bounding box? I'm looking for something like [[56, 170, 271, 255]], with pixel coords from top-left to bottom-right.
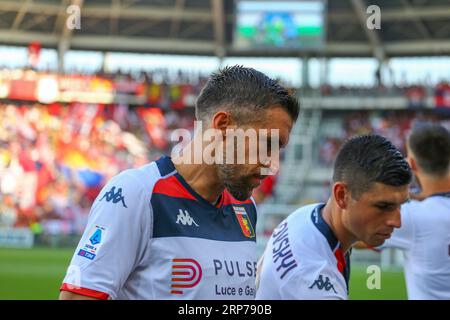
[[232, 206, 255, 238]]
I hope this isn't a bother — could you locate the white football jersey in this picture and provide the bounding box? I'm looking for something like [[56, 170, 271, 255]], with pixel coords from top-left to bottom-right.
[[61, 156, 258, 300], [256, 204, 350, 300], [380, 193, 450, 300]]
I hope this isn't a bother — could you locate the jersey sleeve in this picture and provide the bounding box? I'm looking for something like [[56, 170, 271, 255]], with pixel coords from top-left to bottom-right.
[[60, 171, 152, 300], [379, 202, 416, 250], [278, 265, 347, 300]]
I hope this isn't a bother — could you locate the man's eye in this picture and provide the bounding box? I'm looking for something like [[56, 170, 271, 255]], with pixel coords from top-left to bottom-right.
[[376, 205, 395, 211]]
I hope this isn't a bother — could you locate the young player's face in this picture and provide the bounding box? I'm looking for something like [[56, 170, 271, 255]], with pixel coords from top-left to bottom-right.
[[218, 107, 293, 201], [342, 182, 409, 247]]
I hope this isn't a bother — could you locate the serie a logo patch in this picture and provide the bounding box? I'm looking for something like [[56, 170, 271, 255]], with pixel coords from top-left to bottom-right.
[[77, 225, 107, 261], [232, 206, 255, 238]]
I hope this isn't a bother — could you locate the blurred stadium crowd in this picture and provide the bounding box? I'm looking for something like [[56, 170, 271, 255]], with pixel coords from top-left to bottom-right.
[[0, 68, 202, 236], [0, 67, 449, 239], [318, 110, 450, 166]]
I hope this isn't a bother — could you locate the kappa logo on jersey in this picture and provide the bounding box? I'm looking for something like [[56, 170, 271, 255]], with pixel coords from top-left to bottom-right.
[[176, 209, 199, 227], [233, 206, 255, 238], [99, 186, 128, 208], [309, 274, 337, 293], [170, 258, 202, 295]]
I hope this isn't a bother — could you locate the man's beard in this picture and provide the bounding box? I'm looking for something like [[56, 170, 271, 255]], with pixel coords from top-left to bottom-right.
[[217, 164, 254, 201]]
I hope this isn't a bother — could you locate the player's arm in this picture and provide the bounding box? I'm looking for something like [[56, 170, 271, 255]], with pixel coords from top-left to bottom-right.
[[279, 266, 347, 300], [59, 171, 152, 300], [59, 291, 98, 300]]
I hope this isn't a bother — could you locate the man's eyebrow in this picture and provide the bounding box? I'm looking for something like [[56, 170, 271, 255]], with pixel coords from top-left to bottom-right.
[[373, 198, 409, 206], [372, 201, 396, 206]]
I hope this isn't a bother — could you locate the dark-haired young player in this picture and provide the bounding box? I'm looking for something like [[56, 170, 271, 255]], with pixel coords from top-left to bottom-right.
[[256, 135, 412, 300]]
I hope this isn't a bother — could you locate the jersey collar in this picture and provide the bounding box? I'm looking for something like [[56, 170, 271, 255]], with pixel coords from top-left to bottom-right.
[[155, 155, 177, 177], [428, 191, 450, 198], [311, 203, 351, 293], [311, 203, 339, 251], [156, 155, 229, 211]]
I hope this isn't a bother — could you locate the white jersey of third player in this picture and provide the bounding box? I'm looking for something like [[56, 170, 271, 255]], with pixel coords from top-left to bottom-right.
[[380, 193, 450, 300], [256, 203, 350, 300]]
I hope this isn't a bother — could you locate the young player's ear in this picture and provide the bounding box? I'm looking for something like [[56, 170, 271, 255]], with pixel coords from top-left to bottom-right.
[[333, 182, 348, 209]]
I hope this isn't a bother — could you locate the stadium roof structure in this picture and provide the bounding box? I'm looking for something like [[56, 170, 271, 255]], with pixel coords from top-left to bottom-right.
[[0, 0, 449, 61]]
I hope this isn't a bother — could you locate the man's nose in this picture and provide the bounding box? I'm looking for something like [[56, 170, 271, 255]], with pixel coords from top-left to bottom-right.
[[387, 207, 402, 229]]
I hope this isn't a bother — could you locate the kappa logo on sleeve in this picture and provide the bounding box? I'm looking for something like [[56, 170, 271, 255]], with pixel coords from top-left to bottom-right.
[[309, 274, 337, 293], [99, 186, 128, 208], [77, 225, 107, 261]]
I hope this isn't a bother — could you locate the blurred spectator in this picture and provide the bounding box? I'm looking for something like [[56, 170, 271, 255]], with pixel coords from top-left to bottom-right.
[[317, 110, 449, 165], [0, 102, 195, 235], [253, 175, 277, 205], [0, 194, 17, 227]]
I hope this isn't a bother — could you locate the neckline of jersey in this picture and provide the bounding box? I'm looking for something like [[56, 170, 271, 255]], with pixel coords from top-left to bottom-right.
[[164, 156, 227, 211], [310, 203, 340, 251], [428, 191, 450, 198], [310, 203, 351, 293]]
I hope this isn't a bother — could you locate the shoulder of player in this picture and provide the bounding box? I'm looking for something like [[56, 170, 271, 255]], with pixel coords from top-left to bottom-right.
[[401, 197, 434, 217], [402, 198, 421, 209], [278, 204, 327, 251], [95, 162, 161, 210], [111, 162, 161, 192], [286, 203, 321, 227], [268, 204, 325, 258], [267, 227, 339, 284]]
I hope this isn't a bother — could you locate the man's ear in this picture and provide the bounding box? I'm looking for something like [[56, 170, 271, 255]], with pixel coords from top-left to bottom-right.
[[212, 111, 234, 136], [406, 144, 418, 173], [407, 155, 418, 173], [333, 182, 349, 210]]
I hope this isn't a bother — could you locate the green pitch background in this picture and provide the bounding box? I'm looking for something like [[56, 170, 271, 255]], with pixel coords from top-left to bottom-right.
[[0, 247, 407, 300]]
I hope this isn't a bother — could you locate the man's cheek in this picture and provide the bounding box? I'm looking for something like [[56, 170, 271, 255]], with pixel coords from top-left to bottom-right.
[[350, 214, 371, 236]]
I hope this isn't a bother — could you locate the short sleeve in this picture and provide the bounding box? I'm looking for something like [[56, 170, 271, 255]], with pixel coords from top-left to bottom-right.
[[278, 266, 347, 300], [379, 202, 415, 250], [60, 171, 152, 299]]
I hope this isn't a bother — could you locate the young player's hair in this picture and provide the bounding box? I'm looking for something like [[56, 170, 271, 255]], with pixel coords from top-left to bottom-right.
[[195, 65, 300, 125], [333, 134, 412, 199], [408, 123, 450, 176]]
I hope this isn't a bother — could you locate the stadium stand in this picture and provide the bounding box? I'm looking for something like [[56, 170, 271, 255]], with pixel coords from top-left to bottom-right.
[[0, 0, 450, 300]]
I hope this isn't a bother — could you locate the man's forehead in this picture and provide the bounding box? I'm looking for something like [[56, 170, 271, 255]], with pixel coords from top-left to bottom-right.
[[255, 115, 292, 145], [362, 182, 409, 202]]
